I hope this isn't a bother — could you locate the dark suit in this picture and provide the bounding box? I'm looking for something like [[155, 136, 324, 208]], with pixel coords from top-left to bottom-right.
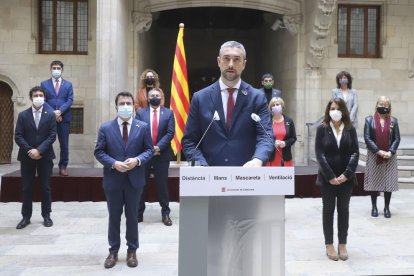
[[94, 118, 153, 252], [41, 78, 73, 168], [136, 106, 175, 217], [315, 123, 359, 244], [182, 80, 274, 166], [259, 87, 282, 103], [14, 107, 56, 219]]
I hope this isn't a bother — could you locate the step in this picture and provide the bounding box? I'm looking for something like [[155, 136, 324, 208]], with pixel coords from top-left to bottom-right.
[[398, 166, 414, 177], [358, 137, 414, 156], [397, 156, 414, 166], [398, 177, 414, 190]]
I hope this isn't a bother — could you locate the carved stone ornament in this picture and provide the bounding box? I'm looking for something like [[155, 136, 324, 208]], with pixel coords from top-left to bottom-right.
[[283, 14, 303, 35], [12, 96, 26, 106], [132, 12, 153, 33], [306, 0, 337, 68]]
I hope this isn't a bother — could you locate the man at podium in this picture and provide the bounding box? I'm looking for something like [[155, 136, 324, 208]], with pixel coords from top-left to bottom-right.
[[182, 41, 274, 166]]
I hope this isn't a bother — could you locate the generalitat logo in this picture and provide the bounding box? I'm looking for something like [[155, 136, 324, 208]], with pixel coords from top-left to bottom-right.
[[221, 187, 226, 192]]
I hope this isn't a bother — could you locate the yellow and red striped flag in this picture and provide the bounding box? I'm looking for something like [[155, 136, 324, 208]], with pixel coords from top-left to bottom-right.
[[170, 23, 190, 156]]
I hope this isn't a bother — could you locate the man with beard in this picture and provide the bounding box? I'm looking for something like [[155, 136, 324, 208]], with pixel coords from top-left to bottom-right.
[[180, 41, 275, 275], [182, 40, 273, 167], [258, 73, 282, 104]]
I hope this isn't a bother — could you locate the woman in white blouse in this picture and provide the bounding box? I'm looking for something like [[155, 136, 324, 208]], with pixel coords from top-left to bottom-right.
[[332, 71, 358, 128]]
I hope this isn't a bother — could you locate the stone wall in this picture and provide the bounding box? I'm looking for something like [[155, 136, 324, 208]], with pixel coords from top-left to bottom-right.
[[0, 0, 97, 165], [320, 0, 414, 135]]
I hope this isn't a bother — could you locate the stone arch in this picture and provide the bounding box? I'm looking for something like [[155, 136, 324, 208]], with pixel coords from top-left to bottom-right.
[[0, 73, 27, 107], [134, 0, 302, 15]]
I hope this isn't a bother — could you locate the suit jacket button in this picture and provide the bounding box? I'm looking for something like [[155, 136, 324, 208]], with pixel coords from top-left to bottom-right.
[[224, 158, 228, 162]]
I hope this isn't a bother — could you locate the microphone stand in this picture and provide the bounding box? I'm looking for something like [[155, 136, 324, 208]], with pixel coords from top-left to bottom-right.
[[191, 111, 220, 166], [251, 113, 284, 166]]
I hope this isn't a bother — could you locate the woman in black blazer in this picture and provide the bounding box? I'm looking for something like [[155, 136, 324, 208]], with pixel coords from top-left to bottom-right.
[[266, 97, 297, 166], [315, 98, 359, 261]]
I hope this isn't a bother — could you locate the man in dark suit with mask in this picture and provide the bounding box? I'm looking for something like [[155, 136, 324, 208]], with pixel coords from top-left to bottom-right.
[[136, 88, 175, 226], [41, 60, 74, 176], [258, 73, 282, 104], [14, 86, 57, 229], [94, 91, 153, 269]]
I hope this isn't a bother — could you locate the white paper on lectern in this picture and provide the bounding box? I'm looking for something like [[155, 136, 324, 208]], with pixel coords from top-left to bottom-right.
[[180, 166, 295, 196]]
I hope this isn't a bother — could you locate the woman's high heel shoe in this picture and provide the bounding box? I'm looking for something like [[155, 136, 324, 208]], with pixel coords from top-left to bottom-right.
[[326, 244, 339, 261], [338, 244, 348, 261]]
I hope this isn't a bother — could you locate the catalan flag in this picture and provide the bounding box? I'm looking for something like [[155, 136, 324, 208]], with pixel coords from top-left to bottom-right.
[[170, 23, 190, 156]]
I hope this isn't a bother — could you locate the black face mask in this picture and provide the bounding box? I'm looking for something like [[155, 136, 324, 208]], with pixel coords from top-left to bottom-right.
[[149, 97, 161, 106], [145, 78, 155, 85], [377, 106, 389, 114]]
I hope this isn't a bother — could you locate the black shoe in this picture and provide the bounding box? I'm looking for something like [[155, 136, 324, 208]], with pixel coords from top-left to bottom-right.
[[162, 215, 172, 226], [43, 216, 53, 227], [384, 207, 391, 218], [371, 206, 378, 217], [16, 218, 30, 229]]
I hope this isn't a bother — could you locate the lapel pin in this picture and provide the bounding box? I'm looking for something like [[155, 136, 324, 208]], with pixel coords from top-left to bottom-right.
[[136, 124, 139, 128], [241, 90, 247, 96]]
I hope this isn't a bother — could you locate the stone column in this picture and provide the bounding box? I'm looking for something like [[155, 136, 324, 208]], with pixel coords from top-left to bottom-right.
[[95, 0, 130, 167]]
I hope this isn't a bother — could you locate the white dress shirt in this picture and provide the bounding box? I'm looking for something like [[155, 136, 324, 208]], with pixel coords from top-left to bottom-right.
[[219, 78, 241, 122], [32, 106, 43, 121], [330, 121, 344, 148]]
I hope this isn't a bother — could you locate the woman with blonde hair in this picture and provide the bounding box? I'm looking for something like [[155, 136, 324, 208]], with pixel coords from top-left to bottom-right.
[[135, 69, 165, 110], [266, 97, 296, 166], [363, 96, 400, 218]]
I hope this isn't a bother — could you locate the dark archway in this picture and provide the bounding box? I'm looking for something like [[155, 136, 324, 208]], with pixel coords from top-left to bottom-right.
[[0, 81, 14, 164], [140, 7, 281, 107]]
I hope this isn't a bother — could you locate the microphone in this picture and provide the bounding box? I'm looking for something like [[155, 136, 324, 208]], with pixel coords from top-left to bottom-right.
[[191, 111, 220, 166], [251, 113, 284, 166]]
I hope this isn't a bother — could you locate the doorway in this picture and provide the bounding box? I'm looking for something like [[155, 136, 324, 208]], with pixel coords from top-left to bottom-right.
[[138, 7, 282, 106], [0, 81, 14, 164]]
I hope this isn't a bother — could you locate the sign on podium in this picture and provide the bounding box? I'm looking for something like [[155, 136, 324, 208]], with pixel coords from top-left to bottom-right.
[[179, 166, 294, 276]]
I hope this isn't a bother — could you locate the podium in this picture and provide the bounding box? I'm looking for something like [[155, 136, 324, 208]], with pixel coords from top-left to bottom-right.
[[178, 166, 294, 276]]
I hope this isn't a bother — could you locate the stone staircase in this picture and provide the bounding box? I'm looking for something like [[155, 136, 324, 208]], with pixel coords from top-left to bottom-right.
[[358, 136, 414, 188]]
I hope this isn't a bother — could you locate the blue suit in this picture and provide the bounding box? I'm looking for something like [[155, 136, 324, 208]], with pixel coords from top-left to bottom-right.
[[94, 118, 153, 252], [41, 78, 74, 168], [14, 107, 56, 219], [182, 80, 274, 166], [136, 106, 175, 217]]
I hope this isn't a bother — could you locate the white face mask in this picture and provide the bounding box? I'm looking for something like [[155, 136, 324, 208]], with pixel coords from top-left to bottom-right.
[[32, 97, 44, 108], [329, 110, 342, 122], [117, 104, 133, 119], [52, 69, 62, 79]]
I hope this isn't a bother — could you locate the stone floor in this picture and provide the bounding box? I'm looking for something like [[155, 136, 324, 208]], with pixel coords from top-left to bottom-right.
[[2, 160, 414, 275], [1, 190, 414, 275]]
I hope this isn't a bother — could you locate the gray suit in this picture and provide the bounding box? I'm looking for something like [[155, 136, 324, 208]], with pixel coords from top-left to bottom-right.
[[331, 88, 358, 128]]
